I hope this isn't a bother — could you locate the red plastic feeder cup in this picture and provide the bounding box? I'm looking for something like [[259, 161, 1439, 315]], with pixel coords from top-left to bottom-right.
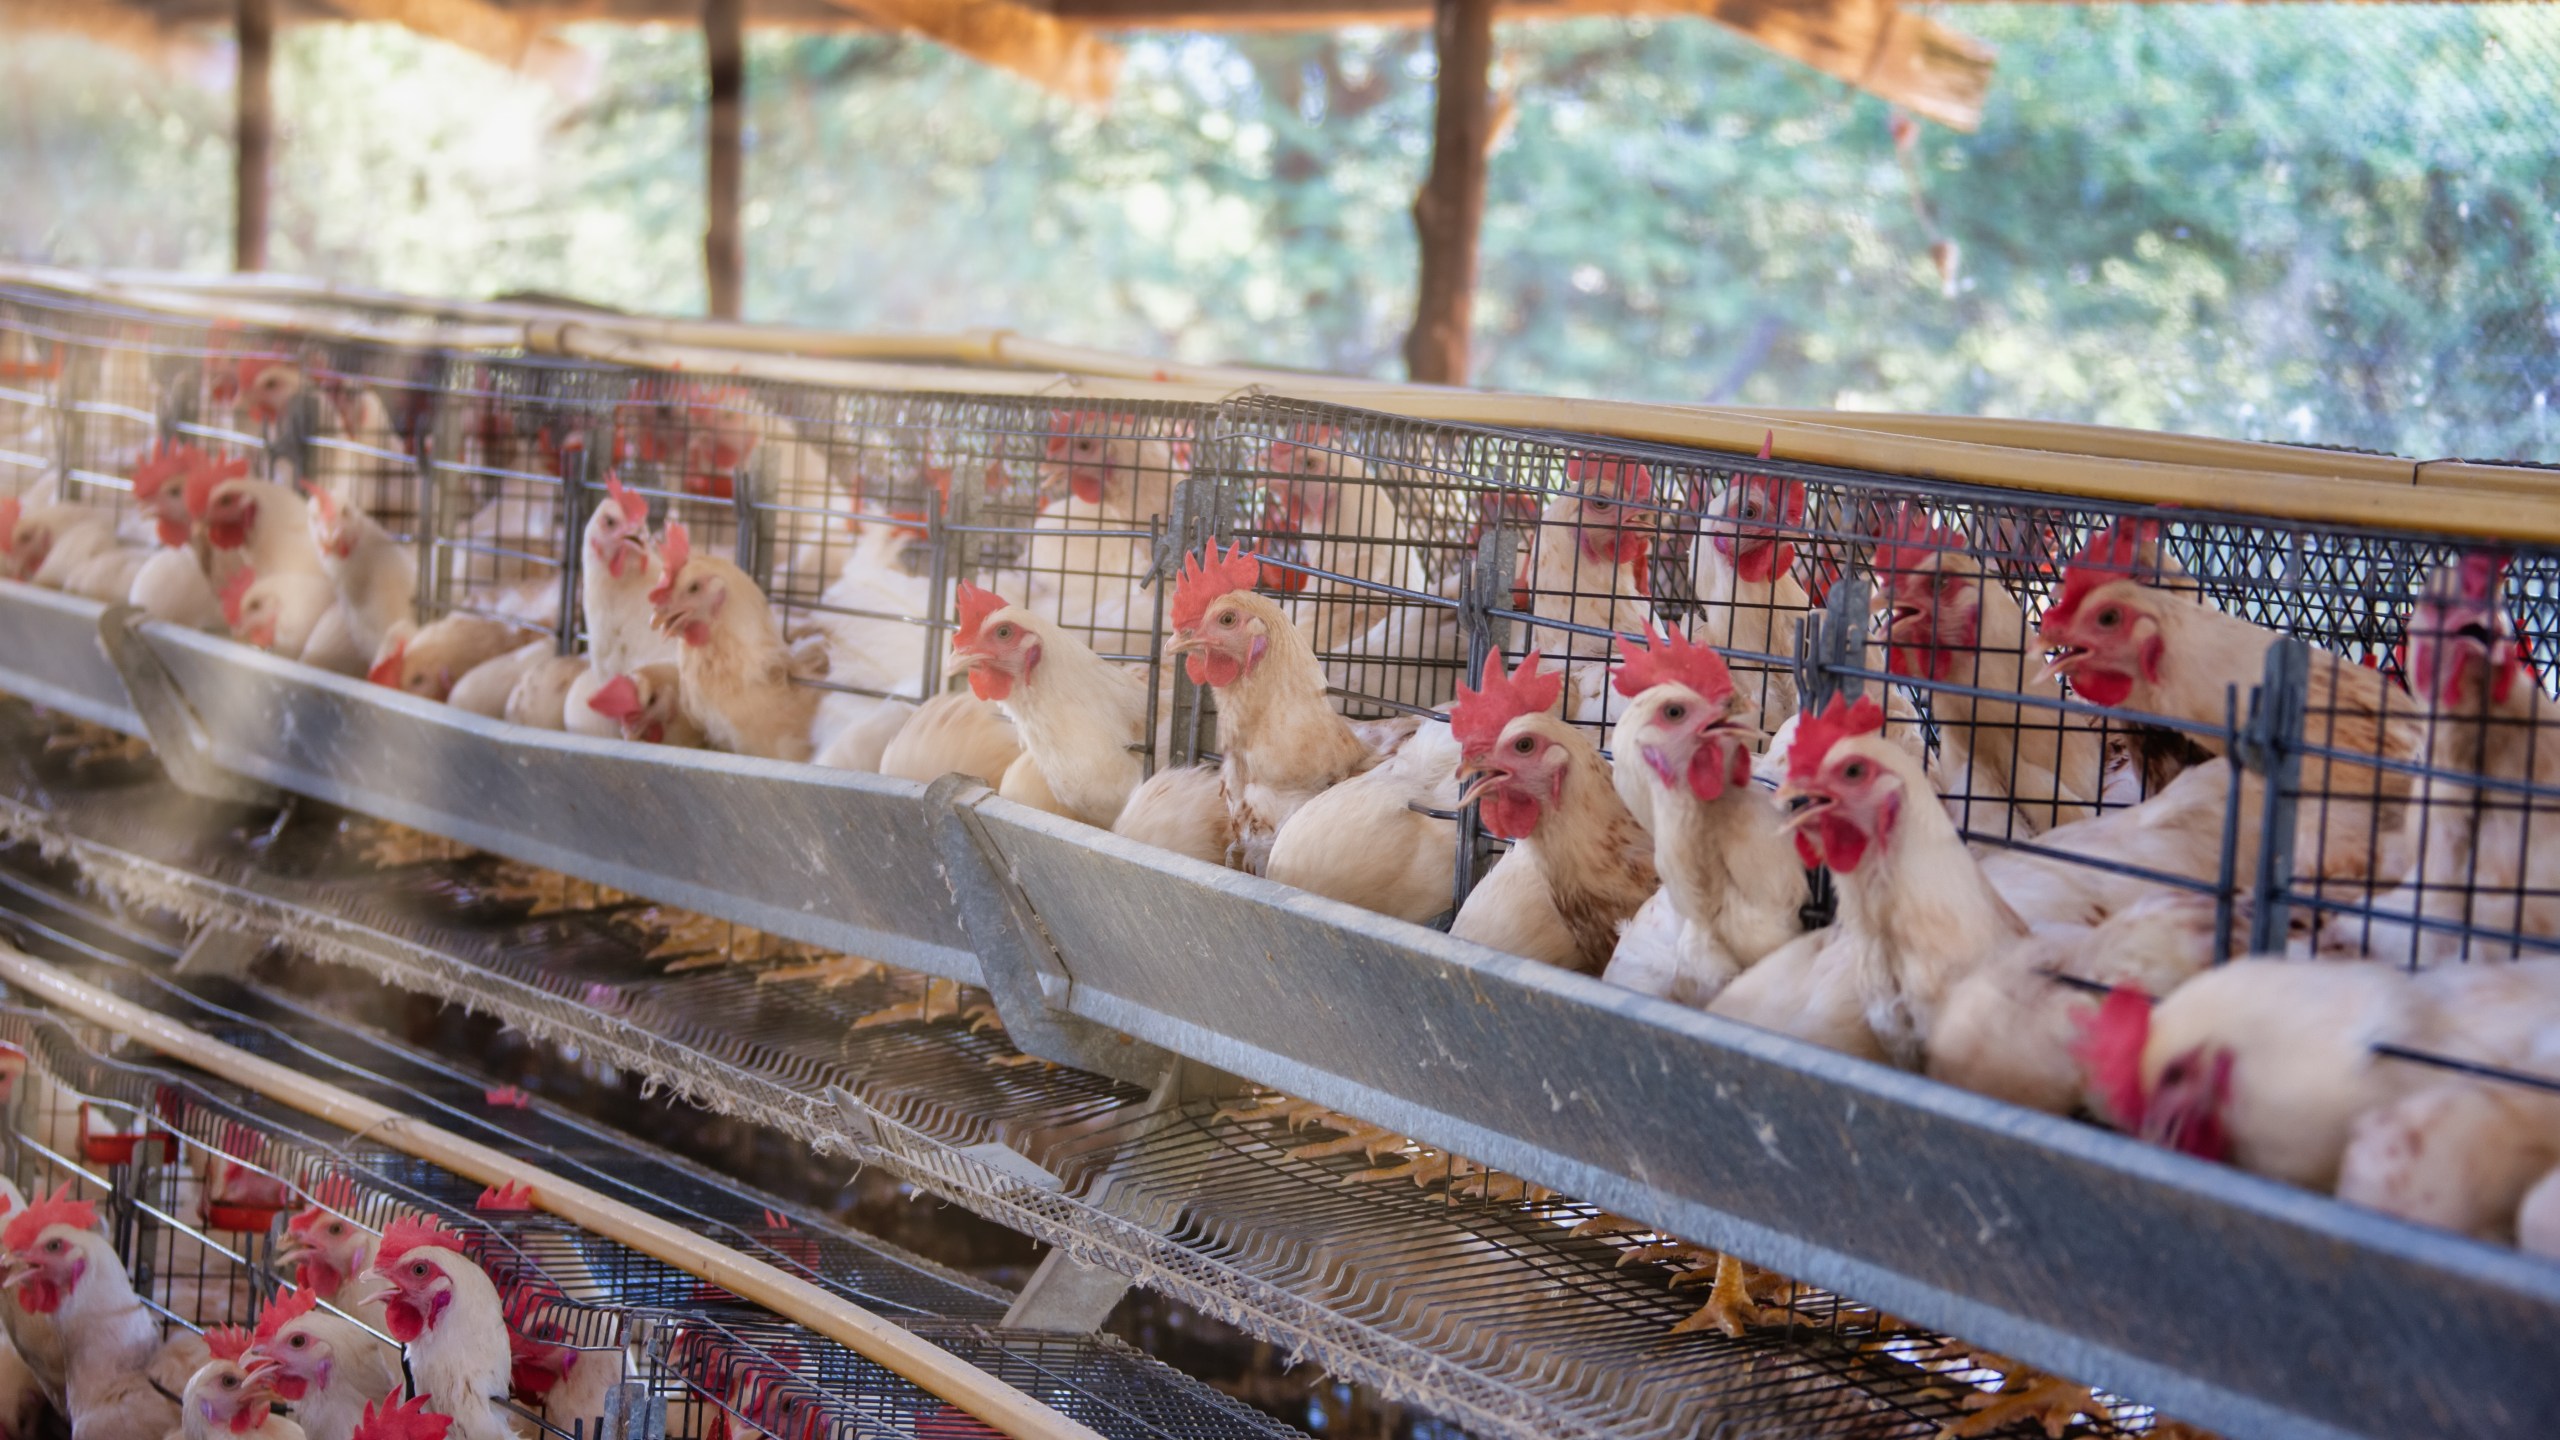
[[77, 1103, 173, 1165]]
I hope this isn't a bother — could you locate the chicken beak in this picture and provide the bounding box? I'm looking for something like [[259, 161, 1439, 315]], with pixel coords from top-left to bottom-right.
[[1703, 717, 1766, 746], [345, 1273, 395, 1308], [2033, 645, 2086, 689], [939, 647, 985, 681], [0, 1258, 29, 1289], [1163, 631, 1207, 656], [1454, 760, 1508, 810], [1773, 783, 1833, 832], [271, 1236, 307, 1267]]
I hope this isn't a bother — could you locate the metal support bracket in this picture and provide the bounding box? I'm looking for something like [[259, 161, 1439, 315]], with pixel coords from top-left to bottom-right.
[[999, 1055, 1245, 1333], [94, 607, 279, 807], [923, 774, 1180, 1089], [1795, 572, 1872, 713], [730, 457, 771, 583], [2237, 637, 2309, 955]]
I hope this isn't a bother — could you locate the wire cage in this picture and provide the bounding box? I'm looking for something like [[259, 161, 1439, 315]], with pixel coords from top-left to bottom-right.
[[0, 1002, 670, 1440]]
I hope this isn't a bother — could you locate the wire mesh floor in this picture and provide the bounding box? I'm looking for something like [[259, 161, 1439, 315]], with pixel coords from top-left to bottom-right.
[[0, 699, 2160, 1440], [0, 822, 1303, 1440]]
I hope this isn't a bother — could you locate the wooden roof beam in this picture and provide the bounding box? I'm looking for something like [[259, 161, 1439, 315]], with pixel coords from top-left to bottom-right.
[[1648, 0, 1994, 131], [816, 0, 1120, 105]]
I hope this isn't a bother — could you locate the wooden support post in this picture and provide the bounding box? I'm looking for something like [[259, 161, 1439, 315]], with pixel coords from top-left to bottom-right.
[[234, 0, 274, 273], [1403, 0, 1494, 386], [703, 0, 746, 321]]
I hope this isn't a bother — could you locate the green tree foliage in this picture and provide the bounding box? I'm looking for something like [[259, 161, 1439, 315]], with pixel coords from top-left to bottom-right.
[[2, 7, 2552, 459]]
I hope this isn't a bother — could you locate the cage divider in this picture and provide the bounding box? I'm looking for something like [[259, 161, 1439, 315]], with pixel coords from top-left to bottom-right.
[[2238, 637, 2310, 955]]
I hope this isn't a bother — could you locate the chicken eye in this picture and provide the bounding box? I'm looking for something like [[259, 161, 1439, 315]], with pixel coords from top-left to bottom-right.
[[1587, 499, 1612, 514], [2096, 606, 2121, 629], [44, 1239, 61, 1253], [222, 1376, 240, 1390], [325, 1222, 345, 1235], [1074, 439, 1097, 455], [410, 1261, 430, 1277], [1513, 736, 1536, 756], [1663, 703, 1688, 722], [1217, 611, 1237, 628], [992, 624, 1013, 640], [1843, 761, 1868, 781], [290, 1334, 309, 1348]]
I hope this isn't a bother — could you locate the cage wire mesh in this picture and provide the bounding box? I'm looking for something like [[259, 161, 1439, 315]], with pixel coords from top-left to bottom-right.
[[0, 751, 2184, 1440], [19, 280, 2560, 1429], [0, 995, 1293, 1440], [0, 852, 1313, 1440]]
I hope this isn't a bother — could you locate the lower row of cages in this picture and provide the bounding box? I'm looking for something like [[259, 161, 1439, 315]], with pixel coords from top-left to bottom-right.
[[8, 288, 2560, 973], [0, 1003, 963, 1440]]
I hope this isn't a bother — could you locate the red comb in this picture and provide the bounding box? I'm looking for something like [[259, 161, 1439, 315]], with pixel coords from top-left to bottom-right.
[[291, 1173, 360, 1230], [2047, 518, 2160, 628], [476, 1181, 535, 1213], [1450, 650, 1563, 758], [219, 567, 257, 630], [131, 441, 192, 503], [648, 522, 691, 608], [374, 1214, 459, 1268], [252, 1287, 321, 1345], [2457, 549, 2513, 604], [0, 495, 18, 554], [2, 1184, 95, 1253], [1786, 693, 1887, 784], [603, 471, 647, 525], [353, 1394, 453, 1440], [586, 673, 643, 724], [366, 640, 407, 689], [2072, 986, 2154, 1129], [182, 453, 250, 521], [1611, 625, 1734, 703], [1042, 410, 1107, 456], [1168, 542, 1267, 634], [1872, 504, 1965, 577], [205, 1325, 254, 1363], [953, 581, 1010, 650], [485, 1086, 531, 1109], [1564, 453, 1653, 506]]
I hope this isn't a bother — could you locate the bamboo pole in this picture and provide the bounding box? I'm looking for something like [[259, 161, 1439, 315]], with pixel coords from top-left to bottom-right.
[[234, 0, 274, 273], [14, 263, 2560, 540], [0, 945, 1110, 1440], [704, 0, 746, 320], [1404, 0, 1495, 385]]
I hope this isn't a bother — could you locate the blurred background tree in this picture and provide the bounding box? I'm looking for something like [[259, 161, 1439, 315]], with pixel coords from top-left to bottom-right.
[[3, 5, 2552, 459]]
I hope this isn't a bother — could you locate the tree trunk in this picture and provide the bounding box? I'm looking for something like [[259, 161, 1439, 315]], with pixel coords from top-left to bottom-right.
[[703, 0, 746, 320], [1402, 0, 1494, 386], [234, 0, 274, 274]]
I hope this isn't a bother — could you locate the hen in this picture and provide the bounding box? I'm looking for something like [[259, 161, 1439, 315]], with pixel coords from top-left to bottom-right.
[[1447, 650, 1655, 973], [1601, 627, 1806, 1006], [356, 1217, 517, 1440], [2, 1187, 209, 1440], [1871, 504, 2102, 837], [648, 522, 824, 762], [1516, 454, 1655, 664], [247, 1288, 402, 1440], [941, 581, 1151, 826], [2331, 551, 2560, 963], [2083, 958, 2560, 1191], [2038, 517, 2421, 894], [1023, 410, 1186, 661], [1689, 434, 1808, 740], [1121, 543, 1395, 874]]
